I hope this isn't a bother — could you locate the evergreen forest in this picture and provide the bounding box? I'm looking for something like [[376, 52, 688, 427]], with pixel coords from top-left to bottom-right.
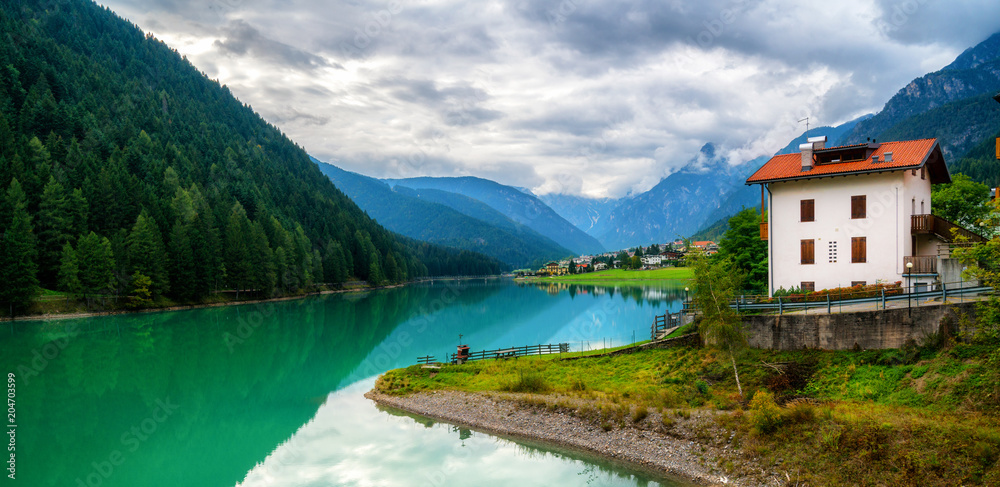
[[0, 0, 504, 315]]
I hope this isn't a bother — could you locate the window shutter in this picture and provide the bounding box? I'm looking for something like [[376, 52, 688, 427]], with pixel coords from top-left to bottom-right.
[[852, 237, 867, 263], [851, 195, 866, 219], [801, 239, 815, 265], [800, 199, 815, 222]]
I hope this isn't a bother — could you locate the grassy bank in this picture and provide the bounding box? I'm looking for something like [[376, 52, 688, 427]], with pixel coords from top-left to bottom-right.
[[520, 267, 693, 285], [375, 336, 1000, 485]]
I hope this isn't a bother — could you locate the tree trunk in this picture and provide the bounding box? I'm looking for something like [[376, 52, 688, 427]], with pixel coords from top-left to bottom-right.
[[730, 346, 743, 398]]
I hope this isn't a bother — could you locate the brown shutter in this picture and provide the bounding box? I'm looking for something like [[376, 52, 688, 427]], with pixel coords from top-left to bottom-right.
[[852, 237, 867, 263], [800, 199, 814, 222], [801, 281, 815, 292], [801, 239, 815, 264], [851, 195, 866, 219]]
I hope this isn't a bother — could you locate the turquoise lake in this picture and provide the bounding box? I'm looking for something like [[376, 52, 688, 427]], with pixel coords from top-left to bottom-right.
[[1, 279, 693, 486]]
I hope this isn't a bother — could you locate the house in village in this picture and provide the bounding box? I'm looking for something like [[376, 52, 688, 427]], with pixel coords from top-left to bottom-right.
[[641, 254, 664, 266], [538, 261, 568, 276], [746, 136, 984, 296], [691, 241, 718, 255]]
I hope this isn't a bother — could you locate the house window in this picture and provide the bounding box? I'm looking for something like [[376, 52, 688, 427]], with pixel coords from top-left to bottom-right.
[[801, 282, 816, 292], [801, 239, 815, 265], [800, 199, 815, 222], [851, 195, 866, 219], [851, 281, 867, 287], [828, 241, 838, 263], [851, 237, 867, 263]]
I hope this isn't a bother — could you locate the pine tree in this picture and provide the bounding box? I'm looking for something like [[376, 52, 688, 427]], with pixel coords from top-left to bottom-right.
[[36, 176, 72, 286], [126, 211, 169, 297], [0, 179, 39, 315], [249, 221, 275, 296], [168, 218, 196, 301], [77, 231, 116, 299], [224, 202, 253, 298], [58, 242, 81, 294], [324, 241, 348, 285]]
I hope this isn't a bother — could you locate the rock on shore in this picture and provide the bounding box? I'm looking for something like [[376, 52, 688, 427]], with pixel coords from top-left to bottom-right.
[[365, 389, 784, 486]]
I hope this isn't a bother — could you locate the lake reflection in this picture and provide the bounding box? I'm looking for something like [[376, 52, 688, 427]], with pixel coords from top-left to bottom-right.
[[238, 380, 680, 487], [1, 279, 690, 486]]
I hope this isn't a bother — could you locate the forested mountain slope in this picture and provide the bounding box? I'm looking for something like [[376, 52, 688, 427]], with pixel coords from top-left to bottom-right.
[[0, 0, 501, 312]]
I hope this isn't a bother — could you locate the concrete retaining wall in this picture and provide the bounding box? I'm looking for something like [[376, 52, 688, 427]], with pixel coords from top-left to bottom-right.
[[743, 302, 977, 350]]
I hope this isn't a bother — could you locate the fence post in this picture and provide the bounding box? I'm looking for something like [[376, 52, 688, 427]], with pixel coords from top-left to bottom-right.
[[942, 283, 947, 303], [881, 288, 885, 310], [778, 297, 783, 315], [827, 294, 831, 314]]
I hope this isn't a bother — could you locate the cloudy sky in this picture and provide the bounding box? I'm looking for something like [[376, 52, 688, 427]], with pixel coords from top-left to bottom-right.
[[100, 0, 1000, 198]]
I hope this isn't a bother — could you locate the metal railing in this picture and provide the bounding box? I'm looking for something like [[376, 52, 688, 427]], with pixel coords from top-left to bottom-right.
[[733, 281, 991, 315]]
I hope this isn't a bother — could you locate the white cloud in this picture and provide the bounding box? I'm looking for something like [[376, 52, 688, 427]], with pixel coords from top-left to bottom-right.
[[99, 0, 1000, 197]]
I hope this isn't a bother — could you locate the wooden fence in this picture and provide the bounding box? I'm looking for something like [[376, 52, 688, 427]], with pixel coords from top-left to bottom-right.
[[443, 343, 570, 364]]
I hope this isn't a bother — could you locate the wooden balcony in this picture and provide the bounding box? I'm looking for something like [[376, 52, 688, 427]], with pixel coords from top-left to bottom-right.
[[911, 214, 986, 243], [759, 222, 768, 241], [903, 255, 937, 275]]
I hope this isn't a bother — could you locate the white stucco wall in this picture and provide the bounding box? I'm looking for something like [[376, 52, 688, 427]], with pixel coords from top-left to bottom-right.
[[766, 169, 933, 294]]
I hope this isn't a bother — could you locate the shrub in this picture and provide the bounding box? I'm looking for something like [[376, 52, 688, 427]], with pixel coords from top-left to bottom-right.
[[570, 378, 587, 391], [632, 406, 649, 423], [783, 400, 816, 424], [502, 370, 550, 393], [748, 390, 782, 434], [695, 380, 709, 395]]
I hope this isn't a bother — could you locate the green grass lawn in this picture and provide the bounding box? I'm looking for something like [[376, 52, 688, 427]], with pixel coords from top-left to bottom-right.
[[376, 337, 1000, 486], [523, 267, 693, 284]]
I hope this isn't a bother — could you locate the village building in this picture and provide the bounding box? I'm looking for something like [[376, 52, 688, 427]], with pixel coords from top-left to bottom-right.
[[641, 254, 663, 266], [747, 136, 984, 296]]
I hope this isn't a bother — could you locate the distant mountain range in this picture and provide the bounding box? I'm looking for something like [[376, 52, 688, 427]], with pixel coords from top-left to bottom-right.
[[315, 161, 574, 268], [319, 30, 1000, 263], [383, 176, 606, 255]]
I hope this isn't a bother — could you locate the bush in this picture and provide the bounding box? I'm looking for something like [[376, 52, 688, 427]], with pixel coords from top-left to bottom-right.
[[502, 370, 550, 393], [695, 380, 709, 395], [748, 390, 782, 434], [632, 406, 649, 423], [783, 400, 816, 424]]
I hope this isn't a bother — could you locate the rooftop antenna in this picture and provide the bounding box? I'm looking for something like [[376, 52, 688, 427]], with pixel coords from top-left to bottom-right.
[[798, 117, 810, 134]]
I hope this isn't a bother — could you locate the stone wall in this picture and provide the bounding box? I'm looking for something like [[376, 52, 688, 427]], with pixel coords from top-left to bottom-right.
[[743, 302, 977, 350]]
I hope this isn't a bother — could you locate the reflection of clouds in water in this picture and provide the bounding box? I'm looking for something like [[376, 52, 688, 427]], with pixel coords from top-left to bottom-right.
[[237, 379, 674, 487]]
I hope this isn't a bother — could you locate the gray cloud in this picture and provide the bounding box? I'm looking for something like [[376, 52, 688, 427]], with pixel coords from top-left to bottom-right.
[[213, 20, 337, 70], [100, 0, 1000, 197]]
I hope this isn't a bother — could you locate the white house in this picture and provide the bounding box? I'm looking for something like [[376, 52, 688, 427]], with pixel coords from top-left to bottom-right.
[[746, 136, 984, 296], [641, 255, 663, 266]]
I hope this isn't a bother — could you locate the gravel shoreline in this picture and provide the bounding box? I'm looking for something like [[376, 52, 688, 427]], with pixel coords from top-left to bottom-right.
[[365, 389, 783, 486]]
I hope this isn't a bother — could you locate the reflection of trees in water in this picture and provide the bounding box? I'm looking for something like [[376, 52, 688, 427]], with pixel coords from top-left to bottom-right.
[[1, 286, 443, 487], [520, 282, 686, 308]]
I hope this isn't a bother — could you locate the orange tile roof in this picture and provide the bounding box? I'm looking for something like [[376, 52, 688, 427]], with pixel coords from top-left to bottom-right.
[[746, 138, 949, 185]]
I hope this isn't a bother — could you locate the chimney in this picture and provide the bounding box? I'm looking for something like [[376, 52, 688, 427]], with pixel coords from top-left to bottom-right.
[[884, 151, 893, 163], [800, 142, 815, 171], [807, 135, 827, 150]]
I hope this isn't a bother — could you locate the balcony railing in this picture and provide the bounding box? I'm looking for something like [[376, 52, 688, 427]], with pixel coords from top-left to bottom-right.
[[911, 214, 986, 243], [759, 222, 768, 241], [903, 255, 937, 274]]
